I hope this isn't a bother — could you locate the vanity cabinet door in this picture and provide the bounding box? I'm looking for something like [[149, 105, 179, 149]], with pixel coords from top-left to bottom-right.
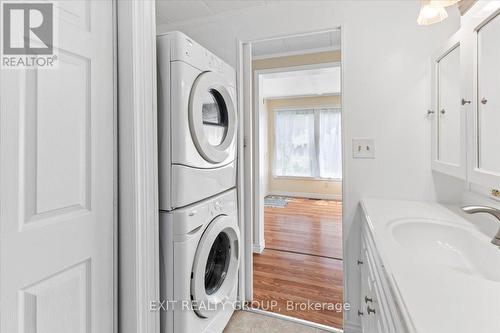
[[437, 45, 461, 165], [359, 249, 371, 331], [360, 241, 384, 333], [430, 31, 467, 179], [466, 9, 500, 189]]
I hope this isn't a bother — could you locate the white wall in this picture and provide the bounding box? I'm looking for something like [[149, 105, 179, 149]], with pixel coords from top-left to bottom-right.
[[158, 1, 461, 330]]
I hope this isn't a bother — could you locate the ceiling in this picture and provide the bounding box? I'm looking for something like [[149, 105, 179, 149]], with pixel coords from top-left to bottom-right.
[[252, 30, 340, 59], [156, 1, 340, 59], [156, 0, 267, 26], [261, 66, 341, 99]]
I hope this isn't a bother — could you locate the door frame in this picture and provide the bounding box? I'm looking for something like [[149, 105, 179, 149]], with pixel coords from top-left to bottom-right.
[[236, 27, 346, 322], [252, 61, 341, 253], [112, 1, 118, 332], [236, 41, 253, 301], [117, 1, 160, 333]]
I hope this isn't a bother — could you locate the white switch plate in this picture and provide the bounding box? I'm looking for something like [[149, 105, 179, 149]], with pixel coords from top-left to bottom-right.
[[353, 138, 375, 159]]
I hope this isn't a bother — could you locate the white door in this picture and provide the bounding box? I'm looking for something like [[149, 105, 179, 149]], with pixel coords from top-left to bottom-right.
[[476, 12, 500, 176], [464, 8, 500, 189], [430, 30, 466, 180], [0, 1, 115, 332]]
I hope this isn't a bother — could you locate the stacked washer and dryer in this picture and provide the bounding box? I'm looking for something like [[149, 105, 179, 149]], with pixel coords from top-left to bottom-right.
[[157, 32, 240, 333]]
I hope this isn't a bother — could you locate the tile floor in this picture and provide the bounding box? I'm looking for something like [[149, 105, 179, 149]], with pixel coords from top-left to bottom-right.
[[223, 311, 334, 333]]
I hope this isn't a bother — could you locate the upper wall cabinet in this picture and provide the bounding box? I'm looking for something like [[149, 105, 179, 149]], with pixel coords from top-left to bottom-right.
[[431, 4, 500, 190], [431, 31, 467, 179], [465, 8, 500, 189]]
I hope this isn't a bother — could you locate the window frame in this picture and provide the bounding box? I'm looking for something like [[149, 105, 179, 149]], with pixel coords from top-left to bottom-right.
[[272, 105, 342, 181]]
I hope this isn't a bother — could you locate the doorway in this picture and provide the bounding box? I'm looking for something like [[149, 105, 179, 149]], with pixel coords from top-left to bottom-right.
[[241, 29, 344, 331]]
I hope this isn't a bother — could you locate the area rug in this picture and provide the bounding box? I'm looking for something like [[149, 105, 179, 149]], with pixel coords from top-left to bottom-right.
[[264, 196, 289, 208]]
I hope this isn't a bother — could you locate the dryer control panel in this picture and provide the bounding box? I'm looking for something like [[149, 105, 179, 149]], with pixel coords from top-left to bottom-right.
[[162, 31, 233, 78], [206, 52, 223, 73]]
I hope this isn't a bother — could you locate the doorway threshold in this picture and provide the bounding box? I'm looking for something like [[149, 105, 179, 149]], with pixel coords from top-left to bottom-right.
[[244, 308, 343, 333]]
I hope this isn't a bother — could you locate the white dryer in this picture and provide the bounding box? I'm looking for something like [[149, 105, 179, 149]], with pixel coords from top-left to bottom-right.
[[160, 189, 240, 333], [157, 31, 238, 211]]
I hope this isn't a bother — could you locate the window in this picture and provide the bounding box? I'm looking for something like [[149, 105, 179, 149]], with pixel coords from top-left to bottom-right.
[[273, 107, 342, 179]]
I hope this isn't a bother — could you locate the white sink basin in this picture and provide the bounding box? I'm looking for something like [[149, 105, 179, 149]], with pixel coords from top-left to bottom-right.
[[389, 218, 500, 282]]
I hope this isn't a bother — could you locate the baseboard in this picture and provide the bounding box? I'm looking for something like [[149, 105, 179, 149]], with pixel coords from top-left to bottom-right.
[[267, 190, 342, 201], [342, 320, 361, 333], [252, 241, 265, 254]]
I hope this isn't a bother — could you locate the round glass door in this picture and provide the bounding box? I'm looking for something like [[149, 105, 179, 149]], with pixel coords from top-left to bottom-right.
[[189, 71, 237, 164], [201, 89, 229, 147], [205, 232, 231, 295], [191, 215, 240, 318]]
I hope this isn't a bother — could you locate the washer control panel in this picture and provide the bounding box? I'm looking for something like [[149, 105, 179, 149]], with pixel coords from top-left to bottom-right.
[[209, 200, 224, 217]]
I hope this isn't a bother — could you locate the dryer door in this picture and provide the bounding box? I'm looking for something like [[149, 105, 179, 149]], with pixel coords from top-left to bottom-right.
[[191, 215, 240, 318], [189, 71, 237, 164]]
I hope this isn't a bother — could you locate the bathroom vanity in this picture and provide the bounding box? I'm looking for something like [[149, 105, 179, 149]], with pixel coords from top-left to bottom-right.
[[358, 199, 500, 333]]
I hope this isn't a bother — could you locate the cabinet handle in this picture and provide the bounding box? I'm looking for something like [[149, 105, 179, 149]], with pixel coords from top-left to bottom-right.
[[440, 109, 446, 114], [358, 310, 364, 316], [481, 97, 488, 105], [461, 98, 471, 105], [357, 259, 363, 265], [426, 109, 435, 116], [365, 296, 373, 303], [367, 306, 376, 315]]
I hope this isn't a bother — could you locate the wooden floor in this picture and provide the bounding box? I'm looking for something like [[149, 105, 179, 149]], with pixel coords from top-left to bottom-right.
[[264, 198, 342, 259], [253, 198, 343, 329]]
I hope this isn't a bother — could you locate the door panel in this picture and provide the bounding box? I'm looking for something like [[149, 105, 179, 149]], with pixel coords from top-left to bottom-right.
[[0, 1, 114, 332], [430, 30, 466, 180], [437, 45, 461, 165], [466, 7, 500, 189], [23, 51, 91, 225], [19, 260, 91, 333], [477, 13, 500, 174]]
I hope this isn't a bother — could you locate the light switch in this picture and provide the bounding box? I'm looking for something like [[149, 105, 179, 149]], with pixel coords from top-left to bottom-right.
[[353, 138, 375, 159]]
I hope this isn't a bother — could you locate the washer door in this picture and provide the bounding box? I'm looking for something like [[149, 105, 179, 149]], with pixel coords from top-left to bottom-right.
[[191, 215, 240, 318], [189, 71, 237, 164]]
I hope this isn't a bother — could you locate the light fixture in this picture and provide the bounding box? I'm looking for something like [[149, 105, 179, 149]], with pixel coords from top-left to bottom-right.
[[417, 0, 453, 26], [431, 0, 459, 7], [480, 1, 500, 14]]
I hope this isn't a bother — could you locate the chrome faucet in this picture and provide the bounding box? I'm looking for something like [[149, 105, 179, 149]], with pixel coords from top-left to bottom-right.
[[462, 205, 500, 247]]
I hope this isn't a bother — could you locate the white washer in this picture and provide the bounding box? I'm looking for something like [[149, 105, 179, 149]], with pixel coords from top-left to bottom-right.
[[160, 189, 240, 333], [157, 31, 238, 211]]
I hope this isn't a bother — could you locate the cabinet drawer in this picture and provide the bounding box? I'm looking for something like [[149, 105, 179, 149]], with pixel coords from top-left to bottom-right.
[[362, 236, 391, 332], [361, 224, 409, 333]]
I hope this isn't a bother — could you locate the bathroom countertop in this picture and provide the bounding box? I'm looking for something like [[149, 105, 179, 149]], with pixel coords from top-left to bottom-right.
[[360, 198, 500, 333]]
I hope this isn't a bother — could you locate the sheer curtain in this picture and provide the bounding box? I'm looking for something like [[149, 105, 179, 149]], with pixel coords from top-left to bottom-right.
[[273, 107, 342, 179], [273, 110, 316, 177], [318, 108, 342, 179]]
